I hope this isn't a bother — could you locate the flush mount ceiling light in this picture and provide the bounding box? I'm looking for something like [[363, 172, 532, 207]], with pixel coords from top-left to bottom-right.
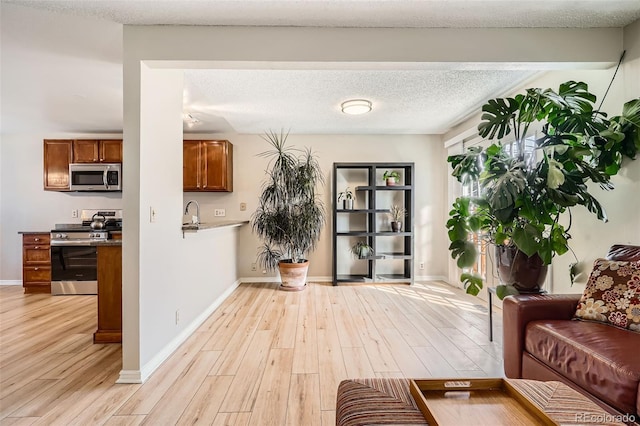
[[341, 99, 372, 115]]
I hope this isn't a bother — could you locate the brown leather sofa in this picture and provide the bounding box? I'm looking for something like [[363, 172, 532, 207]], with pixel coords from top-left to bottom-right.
[[503, 244, 640, 419]]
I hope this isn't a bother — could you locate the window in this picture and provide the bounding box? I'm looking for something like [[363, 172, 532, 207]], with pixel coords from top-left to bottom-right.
[[460, 135, 536, 281]]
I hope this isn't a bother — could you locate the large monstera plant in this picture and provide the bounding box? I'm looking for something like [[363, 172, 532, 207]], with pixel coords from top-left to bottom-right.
[[447, 81, 640, 298]]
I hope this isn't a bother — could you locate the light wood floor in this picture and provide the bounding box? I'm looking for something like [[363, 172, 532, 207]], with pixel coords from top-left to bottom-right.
[[0, 281, 503, 425]]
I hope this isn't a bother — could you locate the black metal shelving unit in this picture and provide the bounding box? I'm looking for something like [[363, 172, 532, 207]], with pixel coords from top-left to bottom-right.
[[332, 162, 414, 285]]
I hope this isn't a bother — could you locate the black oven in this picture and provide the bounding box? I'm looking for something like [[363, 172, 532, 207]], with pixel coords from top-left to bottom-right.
[[50, 244, 98, 295]]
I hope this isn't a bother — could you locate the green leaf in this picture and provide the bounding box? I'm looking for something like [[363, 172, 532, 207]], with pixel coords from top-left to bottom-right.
[[478, 98, 520, 140], [456, 241, 478, 268], [461, 273, 483, 296], [546, 159, 565, 189], [512, 224, 542, 257], [496, 285, 519, 299]]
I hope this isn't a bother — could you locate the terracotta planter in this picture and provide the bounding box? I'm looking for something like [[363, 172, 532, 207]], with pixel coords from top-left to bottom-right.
[[278, 260, 309, 291], [386, 177, 397, 186], [496, 245, 547, 293]]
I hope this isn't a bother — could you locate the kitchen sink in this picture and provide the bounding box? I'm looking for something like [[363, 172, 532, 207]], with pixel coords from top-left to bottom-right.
[[181, 223, 200, 230]]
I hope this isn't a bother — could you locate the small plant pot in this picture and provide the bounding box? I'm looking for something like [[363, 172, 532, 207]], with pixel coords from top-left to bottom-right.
[[386, 177, 397, 186], [391, 221, 402, 232], [343, 199, 354, 210]]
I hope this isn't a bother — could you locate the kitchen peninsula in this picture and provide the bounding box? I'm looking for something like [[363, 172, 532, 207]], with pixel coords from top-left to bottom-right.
[[94, 242, 122, 343]]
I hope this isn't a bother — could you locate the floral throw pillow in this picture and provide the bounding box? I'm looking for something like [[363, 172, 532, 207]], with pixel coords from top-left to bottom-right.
[[574, 258, 640, 332]]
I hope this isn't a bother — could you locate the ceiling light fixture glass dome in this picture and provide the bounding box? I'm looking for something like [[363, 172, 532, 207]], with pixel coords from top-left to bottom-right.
[[341, 99, 372, 115]]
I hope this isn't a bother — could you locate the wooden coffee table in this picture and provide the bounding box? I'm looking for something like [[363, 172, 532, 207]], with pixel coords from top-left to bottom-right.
[[336, 378, 628, 425]]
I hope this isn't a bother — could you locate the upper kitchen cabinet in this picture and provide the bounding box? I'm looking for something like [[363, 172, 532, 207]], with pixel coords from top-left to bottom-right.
[[183, 140, 233, 192], [44, 140, 73, 190], [73, 140, 123, 163]]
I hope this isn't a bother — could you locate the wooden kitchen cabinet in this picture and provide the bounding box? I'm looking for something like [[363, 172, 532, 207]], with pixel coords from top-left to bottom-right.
[[183, 140, 233, 192], [43, 140, 73, 190], [22, 233, 51, 293], [73, 140, 122, 163], [44, 139, 123, 190], [94, 245, 122, 343]]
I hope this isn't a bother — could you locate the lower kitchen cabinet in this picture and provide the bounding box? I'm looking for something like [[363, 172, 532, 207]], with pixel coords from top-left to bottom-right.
[[22, 233, 51, 293], [94, 245, 122, 343]]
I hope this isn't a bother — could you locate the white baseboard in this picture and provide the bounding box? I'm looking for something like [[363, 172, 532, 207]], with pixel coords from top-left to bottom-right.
[[0, 280, 22, 286], [414, 275, 448, 283], [116, 279, 241, 384], [239, 275, 332, 283], [116, 370, 142, 384]]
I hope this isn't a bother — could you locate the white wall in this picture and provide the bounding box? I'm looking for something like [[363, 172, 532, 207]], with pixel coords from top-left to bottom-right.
[[183, 133, 448, 282], [0, 133, 123, 282]]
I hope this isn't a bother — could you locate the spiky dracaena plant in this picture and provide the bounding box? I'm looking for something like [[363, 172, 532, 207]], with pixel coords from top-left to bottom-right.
[[251, 130, 326, 271]]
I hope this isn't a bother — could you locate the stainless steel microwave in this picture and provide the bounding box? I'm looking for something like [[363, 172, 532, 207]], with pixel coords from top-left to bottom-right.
[[69, 163, 122, 192]]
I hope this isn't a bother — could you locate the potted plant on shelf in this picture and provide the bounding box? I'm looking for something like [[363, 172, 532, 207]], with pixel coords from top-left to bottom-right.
[[338, 187, 355, 210], [447, 81, 639, 299], [350, 241, 373, 259], [389, 204, 407, 232], [251, 129, 326, 291], [383, 170, 400, 186]]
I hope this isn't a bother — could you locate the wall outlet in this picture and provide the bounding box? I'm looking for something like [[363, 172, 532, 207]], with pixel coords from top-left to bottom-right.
[[175, 309, 180, 324], [251, 263, 257, 271], [214, 209, 226, 217], [71, 209, 78, 218], [240, 202, 247, 211], [419, 262, 425, 270]]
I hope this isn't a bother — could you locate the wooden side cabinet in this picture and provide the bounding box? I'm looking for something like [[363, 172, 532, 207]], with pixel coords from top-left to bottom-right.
[[183, 140, 233, 192], [44, 140, 73, 190], [22, 233, 51, 293], [73, 140, 123, 163], [94, 245, 122, 343]]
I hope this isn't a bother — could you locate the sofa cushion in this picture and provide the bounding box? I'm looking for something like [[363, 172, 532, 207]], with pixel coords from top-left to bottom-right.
[[525, 319, 640, 416], [574, 258, 640, 332]]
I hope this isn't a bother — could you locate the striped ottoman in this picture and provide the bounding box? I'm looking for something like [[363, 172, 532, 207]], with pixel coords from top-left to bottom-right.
[[336, 378, 630, 426]]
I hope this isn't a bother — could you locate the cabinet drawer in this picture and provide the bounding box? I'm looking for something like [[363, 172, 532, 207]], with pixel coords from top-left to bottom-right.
[[23, 234, 50, 245], [24, 266, 51, 283], [24, 246, 51, 263]]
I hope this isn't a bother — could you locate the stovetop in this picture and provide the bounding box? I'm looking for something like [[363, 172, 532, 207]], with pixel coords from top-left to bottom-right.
[[53, 221, 122, 232]]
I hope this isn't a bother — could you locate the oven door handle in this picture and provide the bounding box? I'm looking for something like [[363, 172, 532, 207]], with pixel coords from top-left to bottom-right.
[[51, 240, 100, 246]]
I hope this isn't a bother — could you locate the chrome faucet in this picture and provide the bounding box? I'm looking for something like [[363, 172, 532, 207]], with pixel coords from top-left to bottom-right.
[[184, 200, 200, 225]]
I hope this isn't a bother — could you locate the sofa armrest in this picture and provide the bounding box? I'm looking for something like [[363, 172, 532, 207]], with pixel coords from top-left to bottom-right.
[[503, 294, 581, 379]]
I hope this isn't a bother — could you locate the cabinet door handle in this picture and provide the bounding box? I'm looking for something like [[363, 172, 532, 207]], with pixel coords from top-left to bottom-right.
[[34, 246, 39, 249], [34, 267, 39, 271], [34, 238, 40, 242]]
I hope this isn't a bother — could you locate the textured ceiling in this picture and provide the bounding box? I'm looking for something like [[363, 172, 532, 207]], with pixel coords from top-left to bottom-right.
[[5, 0, 640, 28], [1, 1, 638, 135], [183, 68, 537, 134]]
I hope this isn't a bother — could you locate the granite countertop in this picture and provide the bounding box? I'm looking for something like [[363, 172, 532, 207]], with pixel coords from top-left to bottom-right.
[[182, 220, 249, 233], [18, 231, 50, 235]]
